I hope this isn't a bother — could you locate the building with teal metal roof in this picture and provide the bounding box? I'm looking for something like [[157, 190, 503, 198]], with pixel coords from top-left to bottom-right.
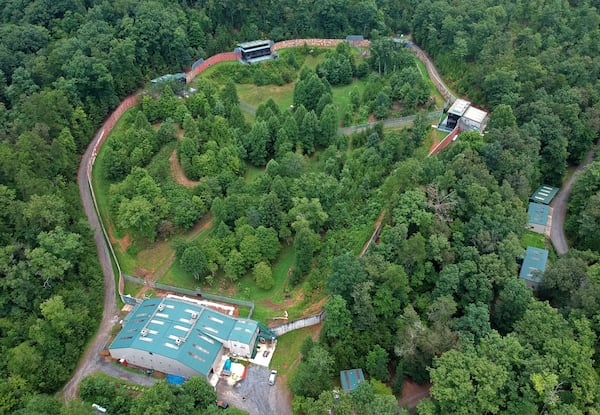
[[530, 185, 559, 205], [151, 73, 186, 85], [519, 246, 549, 289], [109, 295, 260, 382], [527, 202, 551, 234], [340, 369, 365, 392]]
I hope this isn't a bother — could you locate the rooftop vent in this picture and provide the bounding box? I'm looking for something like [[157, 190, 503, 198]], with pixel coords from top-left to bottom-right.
[[191, 312, 198, 319], [158, 304, 165, 312], [175, 337, 183, 346], [141, 329, 148, 337]]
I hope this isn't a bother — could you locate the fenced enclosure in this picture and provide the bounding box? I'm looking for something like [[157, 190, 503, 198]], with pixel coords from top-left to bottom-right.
[[121, 274, 255, 317]]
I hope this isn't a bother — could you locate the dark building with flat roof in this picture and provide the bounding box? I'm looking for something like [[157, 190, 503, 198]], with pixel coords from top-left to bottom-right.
[[236, 40, 274, 63]]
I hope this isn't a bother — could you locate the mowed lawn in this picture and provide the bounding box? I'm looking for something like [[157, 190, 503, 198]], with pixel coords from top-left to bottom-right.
[[522, 230, 547, 250], [237, 77, 367, 122], [270, 324, 322, 382]]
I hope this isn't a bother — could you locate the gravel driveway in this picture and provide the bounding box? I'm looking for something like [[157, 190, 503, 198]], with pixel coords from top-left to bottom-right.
[[217, 365, 291, 415], [550, 139, 600, 254]]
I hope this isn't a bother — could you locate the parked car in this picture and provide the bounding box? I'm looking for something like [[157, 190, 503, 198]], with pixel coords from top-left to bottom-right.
[[268, 369, 278, 385], [217, 400, 229, 409]]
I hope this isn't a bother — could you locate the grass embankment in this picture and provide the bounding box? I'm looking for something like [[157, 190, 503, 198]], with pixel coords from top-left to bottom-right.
[[92, 109, 140, 274], [415, 58, 449, 107], [521, 230, 547, 250], [270, 324, 322, 381], [92, 111, 215, 292]]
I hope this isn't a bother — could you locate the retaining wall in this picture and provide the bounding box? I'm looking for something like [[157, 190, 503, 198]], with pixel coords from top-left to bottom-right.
[[186, 51, 241, 82], [271, 311, 326, 336], [274, 38, 370, 50]]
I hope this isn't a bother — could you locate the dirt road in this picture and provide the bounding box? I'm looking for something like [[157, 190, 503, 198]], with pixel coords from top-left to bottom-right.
[[64, 127, 120, 401], [550, 139, 600, 255]]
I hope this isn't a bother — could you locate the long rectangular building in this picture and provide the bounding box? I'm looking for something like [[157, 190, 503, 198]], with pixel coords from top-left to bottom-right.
[[109, 295, 259, 383]]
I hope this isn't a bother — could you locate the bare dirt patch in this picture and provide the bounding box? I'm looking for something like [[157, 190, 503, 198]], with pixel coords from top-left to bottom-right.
[[169, 149, 200, 188], [428, 137, 441, 154], [108, 225, 131, 253], [301, 296, 327, 315], [186, 215, 213, 240], [398, 379, 431, 410]]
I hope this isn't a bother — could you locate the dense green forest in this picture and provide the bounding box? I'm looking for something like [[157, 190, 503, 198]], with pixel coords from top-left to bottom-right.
[[0, 0, 599, 414]]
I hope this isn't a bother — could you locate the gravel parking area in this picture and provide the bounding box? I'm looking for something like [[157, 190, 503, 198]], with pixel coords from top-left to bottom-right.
[[217, 365, 291, 415]]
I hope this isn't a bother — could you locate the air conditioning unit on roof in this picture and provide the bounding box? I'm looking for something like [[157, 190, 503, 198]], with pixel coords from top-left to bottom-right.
[[191, 312, 198, 319]]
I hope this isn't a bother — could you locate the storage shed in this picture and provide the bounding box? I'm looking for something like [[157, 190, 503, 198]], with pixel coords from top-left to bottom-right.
[[519, 246, 549, 289], [340, 368, 365, 393], [527, 202, 551, 234], [530, 185, 559, 205]]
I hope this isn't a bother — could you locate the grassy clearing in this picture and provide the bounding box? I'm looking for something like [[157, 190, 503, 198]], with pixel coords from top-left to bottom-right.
[[156, 222, 214, 288], [122, 278, 143, 298], [237, 83, 294, 113], [233, 246, 297, 323], [521, 230, 547, 249], [299, 52, 328, 70], [235, 48, 331, 113], [158, 257, 197, 290], [244, 164, 266, 182], [331, 79, 367, 120], [270, 324, 322, 380]]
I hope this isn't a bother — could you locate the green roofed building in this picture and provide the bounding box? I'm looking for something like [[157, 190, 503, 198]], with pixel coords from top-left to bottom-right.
[[340, 369, 365, 393], [151, 73, 186, 85], [519, 246, 549, 289], [530, 185, 559, 205], [109, 295, 259, 385], [527, 202, 551, 234]]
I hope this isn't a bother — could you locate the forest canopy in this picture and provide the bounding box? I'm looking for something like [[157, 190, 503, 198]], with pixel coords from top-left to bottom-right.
[[0, 0, 599, 414]]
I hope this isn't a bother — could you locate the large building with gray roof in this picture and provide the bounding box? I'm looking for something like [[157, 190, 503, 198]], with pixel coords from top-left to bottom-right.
[[109, 295, 259, 383]]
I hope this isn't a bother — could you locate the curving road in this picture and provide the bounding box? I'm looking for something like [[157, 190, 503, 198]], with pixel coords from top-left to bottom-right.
[[550, 139, 600, 255], [63, 128, 120, 401]]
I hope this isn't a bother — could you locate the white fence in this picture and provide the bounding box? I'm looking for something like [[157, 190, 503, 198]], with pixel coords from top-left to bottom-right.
[[271, 311, 326, 336]]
